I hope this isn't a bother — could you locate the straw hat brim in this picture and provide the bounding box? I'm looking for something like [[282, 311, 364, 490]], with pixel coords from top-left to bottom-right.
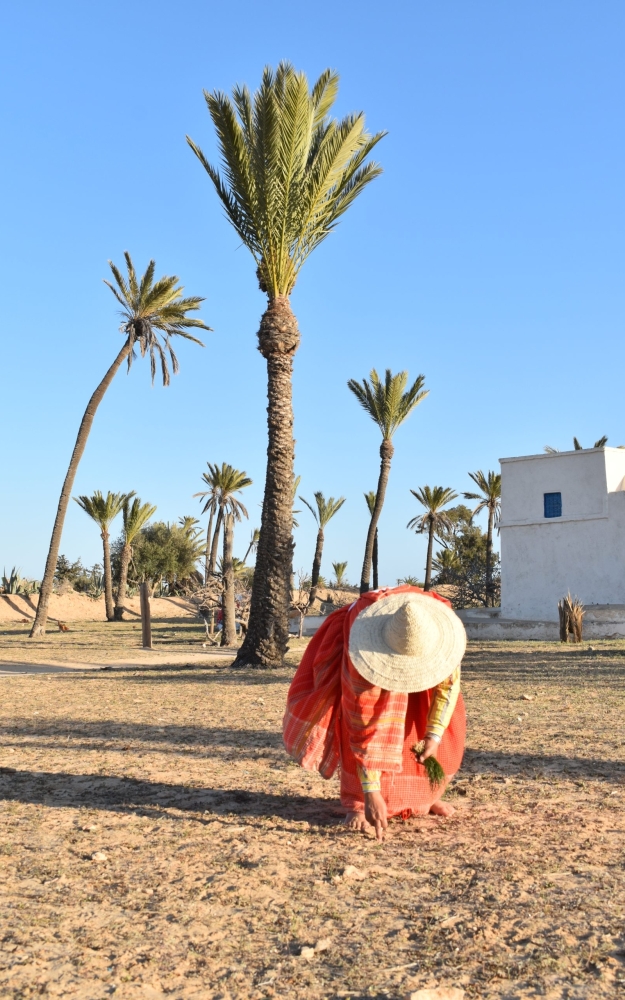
[[349, 591, 467, 693]]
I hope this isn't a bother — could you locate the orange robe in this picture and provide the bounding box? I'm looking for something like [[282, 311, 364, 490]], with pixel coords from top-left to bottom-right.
[[282, 586, 466, 817]]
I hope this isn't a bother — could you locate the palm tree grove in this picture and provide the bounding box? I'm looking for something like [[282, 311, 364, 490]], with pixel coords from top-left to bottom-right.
[[14, 65, 508, 657]]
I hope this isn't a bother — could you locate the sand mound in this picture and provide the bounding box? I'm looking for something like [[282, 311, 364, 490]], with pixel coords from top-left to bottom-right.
[[0, 592, 196, 623]]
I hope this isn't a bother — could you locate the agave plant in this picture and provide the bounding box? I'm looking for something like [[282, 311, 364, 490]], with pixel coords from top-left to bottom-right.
[[1, 567, 22, 594]]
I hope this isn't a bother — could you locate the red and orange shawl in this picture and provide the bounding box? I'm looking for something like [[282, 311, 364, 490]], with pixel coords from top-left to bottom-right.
[[283, 586, 466, 816]]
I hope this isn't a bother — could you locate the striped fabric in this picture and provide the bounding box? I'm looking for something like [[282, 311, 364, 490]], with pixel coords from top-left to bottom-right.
[[283, 587, 466, 815]]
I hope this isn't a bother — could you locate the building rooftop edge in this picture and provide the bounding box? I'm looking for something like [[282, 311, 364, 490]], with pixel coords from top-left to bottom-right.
[[499, 447, 623, 464]]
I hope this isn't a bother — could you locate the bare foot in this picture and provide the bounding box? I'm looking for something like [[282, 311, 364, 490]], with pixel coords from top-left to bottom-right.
[[429, 800, 455, 817], [343, 810, 371, 832]]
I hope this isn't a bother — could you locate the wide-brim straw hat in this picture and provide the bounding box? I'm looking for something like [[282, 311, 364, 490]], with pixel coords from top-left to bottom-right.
[[349, 590, 467, 693]]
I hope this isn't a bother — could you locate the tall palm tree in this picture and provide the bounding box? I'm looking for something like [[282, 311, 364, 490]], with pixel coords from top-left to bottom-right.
[[407, 486, 459, 591], [332, 561, 348, 588], [463, 470, 501, 607], [74, 491, 134, 620], [348, 369, 429, 594], [364, 491, 379, 589], [30, 254, 209, 637], [188, 62, 385, 668], [300, 492, 346, 607], [114, 497, 157, 619]]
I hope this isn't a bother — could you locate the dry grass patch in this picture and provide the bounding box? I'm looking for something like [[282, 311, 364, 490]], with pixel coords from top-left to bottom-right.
[[0, 636, 624, 998]]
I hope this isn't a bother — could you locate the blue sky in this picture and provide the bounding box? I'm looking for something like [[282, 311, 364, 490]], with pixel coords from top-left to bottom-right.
[[1, 1, 624, 585]]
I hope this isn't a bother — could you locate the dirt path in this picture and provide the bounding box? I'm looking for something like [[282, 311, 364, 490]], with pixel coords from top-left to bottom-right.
[[0, 640, 624, 998]]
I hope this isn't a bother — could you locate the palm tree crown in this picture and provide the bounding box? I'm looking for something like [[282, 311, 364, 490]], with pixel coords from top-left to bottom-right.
[[123, 498, 157, 545], [300, 492, 346, 528], [194, 463, 252, 522], [74, 491, 133, 532], [348, 369, 429, 441], [187, 62, 385, 298], [104, 252, 210, 385], [463, 470, 501, 525], [407, 487, 459, 535]]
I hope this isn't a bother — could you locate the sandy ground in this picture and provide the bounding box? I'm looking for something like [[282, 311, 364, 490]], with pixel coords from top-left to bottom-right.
[[0, 636, 624, 999], [0, 593, 196, 624]]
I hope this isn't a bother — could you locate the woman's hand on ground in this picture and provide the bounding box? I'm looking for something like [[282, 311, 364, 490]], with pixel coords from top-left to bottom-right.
[[364, 791, 388, 841]]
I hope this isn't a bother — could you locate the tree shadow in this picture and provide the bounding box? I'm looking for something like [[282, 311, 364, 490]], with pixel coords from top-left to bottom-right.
[[0, 768, 342, 825], [461, 747, 625, 782], [0, 717, 285, 759]]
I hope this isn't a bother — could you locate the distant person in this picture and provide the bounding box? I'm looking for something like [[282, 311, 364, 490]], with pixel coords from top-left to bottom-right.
[[283, 586, 466, 840]]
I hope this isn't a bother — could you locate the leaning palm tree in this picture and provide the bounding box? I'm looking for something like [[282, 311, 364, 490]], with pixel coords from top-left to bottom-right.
[[407, 486, 459, 592], [188, 62, 385, 668], [242, 528, 260, 565], [463, 470, 501, 607], [332, 561, 348, 589], [348, 369, 429, 594], [364, 491, 379, 589], [29, 254, 209, 637], [300, 492, 346, 607], [74, 491, 134, 620], [114, 497, 157, 619]]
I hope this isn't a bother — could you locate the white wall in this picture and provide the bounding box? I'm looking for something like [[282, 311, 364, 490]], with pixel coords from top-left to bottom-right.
[[500, 448, 625, 620]]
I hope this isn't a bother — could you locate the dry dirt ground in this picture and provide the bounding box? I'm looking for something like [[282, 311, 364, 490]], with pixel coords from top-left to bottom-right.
[[0, 622, 624, 1000]]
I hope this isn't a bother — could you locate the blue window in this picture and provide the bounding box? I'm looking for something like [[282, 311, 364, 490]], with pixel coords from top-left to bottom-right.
[[544, 492, 562, 518]]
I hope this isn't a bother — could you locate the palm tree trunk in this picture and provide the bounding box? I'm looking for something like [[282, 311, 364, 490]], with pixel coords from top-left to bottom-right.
[[360, 439, 394, 594], [114, 543, 131, 621], [308, 527, 324, 607], [485, 505, 494, 607], [372, 528, 379, 589], [234, 296, 299, 668], [30, 341, 131, 637], [208, 508, 223, 578], [204, 508, 215, 584], [424, 519, 435, 591], [102, 530, 115, 621], [221, 513, 236, 646]]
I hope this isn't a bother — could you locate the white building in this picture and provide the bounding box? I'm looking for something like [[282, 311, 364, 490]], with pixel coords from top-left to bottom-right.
[[459, 447, 625, 639]]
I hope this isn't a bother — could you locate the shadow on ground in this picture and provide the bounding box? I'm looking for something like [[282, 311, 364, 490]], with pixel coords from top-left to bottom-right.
[[0, 768, 343, 824]]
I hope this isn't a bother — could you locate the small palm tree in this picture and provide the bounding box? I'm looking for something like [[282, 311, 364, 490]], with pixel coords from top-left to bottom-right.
[[348, 369, 429, 594], [545, 436, 608, 454], [332, 561, 348, 588], [188, 62, 385, 668], [195, 464, 252, 646], [114, 497, 157, 619], [432, 547, 461, 583], [74, 491, 134, 620], [364, 491, 379, 589], [30, 254, 209, 637], [194, 464, 253, 604], [463, 470, 501, 607], [407, 486, 459, 591], [300, 492, 346, 606]]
